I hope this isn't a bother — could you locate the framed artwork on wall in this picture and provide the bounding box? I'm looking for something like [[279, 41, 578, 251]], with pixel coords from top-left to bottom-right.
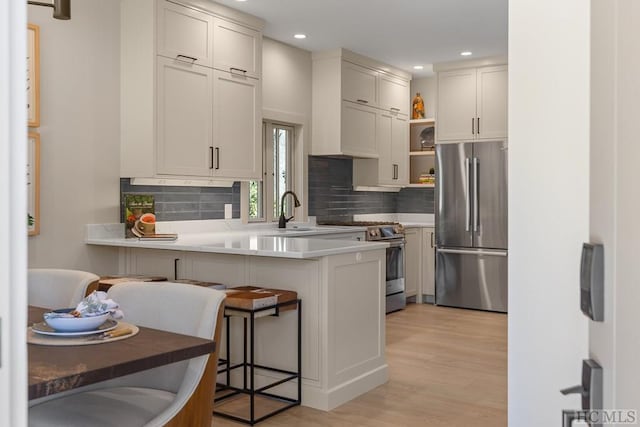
[[28, 132, 40, 236], [27, 23, 40, 128]]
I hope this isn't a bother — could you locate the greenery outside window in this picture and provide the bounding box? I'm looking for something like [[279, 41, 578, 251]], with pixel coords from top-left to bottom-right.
[[249, 122, 294, 222]]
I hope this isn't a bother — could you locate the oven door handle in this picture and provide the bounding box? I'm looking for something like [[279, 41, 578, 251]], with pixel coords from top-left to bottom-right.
[[386, 240, 405, 248]]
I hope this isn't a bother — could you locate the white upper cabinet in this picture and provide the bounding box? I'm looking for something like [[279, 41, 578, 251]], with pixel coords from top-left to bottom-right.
[[437, 68, 478, 141], [212, 70, 261, 179], [213, 17, 261, 78], [156, 1, 214, 67], [436, 64, 507, 142], [342, 61, 378, 105], [377, 111, 409, 185], [341, 101, 378, 158], [120, 0, 264, 180], [156, 57, 213, 176], [312, 48, 411, 161], [379, 74, 409, 115], [476, 66, 508, 140]]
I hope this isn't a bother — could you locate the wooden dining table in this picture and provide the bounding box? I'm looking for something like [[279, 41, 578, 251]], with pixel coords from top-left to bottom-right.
[[28, 306, 216, 400]]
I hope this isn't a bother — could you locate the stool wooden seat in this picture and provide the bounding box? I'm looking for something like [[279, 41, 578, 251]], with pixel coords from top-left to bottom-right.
[[214, 286, 301, 425]]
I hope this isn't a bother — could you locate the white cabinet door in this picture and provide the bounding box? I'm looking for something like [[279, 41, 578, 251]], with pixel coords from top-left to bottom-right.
[[341, 101, 378, 158], [212, 69, 261, 179], [421, 227, 435, 297], [156, 0, 213, 67], [213, 17, 261, 78], [342, 61, 378, 105], [404, 228, 421, 298], [391, 114, 409, 185], [477, 65, 508, 140], [126, 248, 190, 281], [189, 252, 248, 286], [437, 69, 477, 141], [156, 56, 213, 177], [377, 112, 408, 185], [377, 112, 394, 183], [379, 74, 409, 115]]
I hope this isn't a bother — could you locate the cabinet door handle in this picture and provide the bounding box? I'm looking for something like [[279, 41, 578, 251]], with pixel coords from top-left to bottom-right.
[[209, 147, 214, 169], [356, 99, 369, 104], [176, 54, 197, 63], [174, 258, 180, 281], [230, 67, 248, 74], [472, 117, 475, 134], [477, 117, 480, 134], [393, 164, 398, 180], [390, 107, 400, 112], [215, 147, 220, 170], [431, 232, 434, 248]]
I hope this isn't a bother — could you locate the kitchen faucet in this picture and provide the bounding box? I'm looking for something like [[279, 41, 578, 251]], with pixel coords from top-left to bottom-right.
[[278, 191, 301, 228]]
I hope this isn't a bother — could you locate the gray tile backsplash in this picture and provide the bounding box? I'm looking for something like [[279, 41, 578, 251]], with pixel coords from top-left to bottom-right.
[[308, 156, 434, 221], [120, 156, 434, 223], [120, 178, 240, 221]]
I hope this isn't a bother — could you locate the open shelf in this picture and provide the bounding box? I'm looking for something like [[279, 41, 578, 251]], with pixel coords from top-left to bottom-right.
[[409, 151, 435, 157]]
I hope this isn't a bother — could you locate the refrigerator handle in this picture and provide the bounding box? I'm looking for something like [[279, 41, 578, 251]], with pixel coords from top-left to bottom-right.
[[473, 157, 479, 232], [465, 158, 471, 232]]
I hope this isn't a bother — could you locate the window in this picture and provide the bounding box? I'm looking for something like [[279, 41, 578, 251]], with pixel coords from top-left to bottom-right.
[[249, 122, 295, 222]]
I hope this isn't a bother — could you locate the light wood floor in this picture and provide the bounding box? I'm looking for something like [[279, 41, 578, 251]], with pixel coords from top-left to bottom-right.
[[212, 303, 507, 426]]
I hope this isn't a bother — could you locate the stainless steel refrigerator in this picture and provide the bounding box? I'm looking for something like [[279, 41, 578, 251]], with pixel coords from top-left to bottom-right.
[[435, 140, 508, 313]]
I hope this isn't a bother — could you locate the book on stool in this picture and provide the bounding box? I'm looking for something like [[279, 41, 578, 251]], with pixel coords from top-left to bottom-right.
[[224, 286, 298, 317]]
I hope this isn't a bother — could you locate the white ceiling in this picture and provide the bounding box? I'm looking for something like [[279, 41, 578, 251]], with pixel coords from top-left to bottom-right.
[[213, 0, 508, 78]]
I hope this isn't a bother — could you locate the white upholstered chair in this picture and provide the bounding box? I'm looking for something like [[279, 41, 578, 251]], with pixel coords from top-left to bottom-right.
[[29, 281, 226, 427], [28, 268, 99, 308]]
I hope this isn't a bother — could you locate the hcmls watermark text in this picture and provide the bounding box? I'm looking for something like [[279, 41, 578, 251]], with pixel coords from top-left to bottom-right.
[[569, 410, 637, 424]]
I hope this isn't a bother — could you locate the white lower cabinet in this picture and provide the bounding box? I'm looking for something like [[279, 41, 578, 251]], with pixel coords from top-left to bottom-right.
[[421, 227, 435, 298], [122, 246, 387, 411], [403, 226, 435, 302], [126, 248, 188, 281], [404, 228, 420, 297]]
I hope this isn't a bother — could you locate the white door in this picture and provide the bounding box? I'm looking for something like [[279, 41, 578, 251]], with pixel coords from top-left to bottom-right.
[[156, 56, 213, 177], [156, 0, 214, 67], [212, 69, 261, 179], [0, 1, 28, 424], [437, 68, 477, 141], [476, 65, 508, 140], [212, 17, 261, 78]]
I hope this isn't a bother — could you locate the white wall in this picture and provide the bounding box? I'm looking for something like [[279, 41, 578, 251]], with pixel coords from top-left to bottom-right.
[[261, 38, 312, 219], [27, 1, 120, 274], [508, 0, 590, 425], [409, 76, 436, 120]]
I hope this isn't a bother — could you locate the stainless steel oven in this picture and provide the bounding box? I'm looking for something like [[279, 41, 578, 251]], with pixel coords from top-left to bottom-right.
[[367, 224, 406, 313], [316, 220, 407, 314]]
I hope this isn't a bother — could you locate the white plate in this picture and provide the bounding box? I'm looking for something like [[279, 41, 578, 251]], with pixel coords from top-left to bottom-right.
[[31, 319, 118, 337]]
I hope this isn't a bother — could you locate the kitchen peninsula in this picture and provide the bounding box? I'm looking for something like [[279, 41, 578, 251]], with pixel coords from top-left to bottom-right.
[[87, 223, 388, 411]]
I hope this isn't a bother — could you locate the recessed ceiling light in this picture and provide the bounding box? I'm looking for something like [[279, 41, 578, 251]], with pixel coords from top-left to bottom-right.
[[235, 0, 247, 2], [413, 65, 424, 70], [460, 51, 473, 56], [294, 34, 307, 39]]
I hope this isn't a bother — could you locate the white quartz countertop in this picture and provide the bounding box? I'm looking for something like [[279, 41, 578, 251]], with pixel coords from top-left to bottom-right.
[[86, 223, 387, 259]]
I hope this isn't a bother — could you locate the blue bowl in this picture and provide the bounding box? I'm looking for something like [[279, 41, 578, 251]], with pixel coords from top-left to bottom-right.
[[44, 308, 110, 332]]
